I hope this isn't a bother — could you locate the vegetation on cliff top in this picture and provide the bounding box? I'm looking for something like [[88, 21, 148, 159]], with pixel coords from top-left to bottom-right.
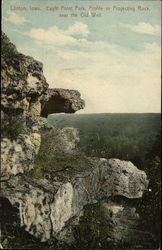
[[1, 112, 29, 140], [1, 32, 17, 58], [30, 128, 90, 180]]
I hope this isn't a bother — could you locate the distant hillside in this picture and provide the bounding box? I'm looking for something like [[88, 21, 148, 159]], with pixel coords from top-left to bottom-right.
[[48, 113, 161, 169]]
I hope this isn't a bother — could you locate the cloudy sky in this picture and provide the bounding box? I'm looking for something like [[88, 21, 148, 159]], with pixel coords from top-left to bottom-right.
[[2, 0, 161, 113]]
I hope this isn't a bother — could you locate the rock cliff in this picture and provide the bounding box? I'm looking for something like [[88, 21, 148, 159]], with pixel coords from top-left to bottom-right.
[[1, 34, 48, 117], [1, 33, 85, 118], [1, 33, 155, 249]]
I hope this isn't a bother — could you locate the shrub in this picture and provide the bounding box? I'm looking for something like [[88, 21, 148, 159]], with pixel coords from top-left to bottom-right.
[[1, 112, 29, 140], [30, 128, 89, 179]]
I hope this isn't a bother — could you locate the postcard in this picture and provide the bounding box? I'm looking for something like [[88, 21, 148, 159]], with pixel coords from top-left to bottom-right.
[[1, 0, 161, 249]]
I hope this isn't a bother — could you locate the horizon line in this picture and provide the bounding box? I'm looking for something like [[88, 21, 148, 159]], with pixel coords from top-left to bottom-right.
[[49, 112, 161, 115]]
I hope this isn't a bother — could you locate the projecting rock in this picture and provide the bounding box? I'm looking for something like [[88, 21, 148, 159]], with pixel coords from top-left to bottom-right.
[[41, 88, 85, 117]]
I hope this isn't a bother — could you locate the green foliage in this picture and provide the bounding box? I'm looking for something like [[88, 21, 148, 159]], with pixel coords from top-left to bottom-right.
[[73, 202, 150, 250], [73, 203, 108, 250], [30, 128, 89, 179], [48, 113, 160, 169], [1, 32, 17, 58], [139, 134, 161, 239], [1, 112, 29, 140]]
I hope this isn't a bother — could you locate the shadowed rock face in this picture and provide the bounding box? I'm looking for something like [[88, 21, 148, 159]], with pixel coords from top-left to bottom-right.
[[60, 201, 156, 250], [41, 88, 85, 117], [1, 159, 148, 242]]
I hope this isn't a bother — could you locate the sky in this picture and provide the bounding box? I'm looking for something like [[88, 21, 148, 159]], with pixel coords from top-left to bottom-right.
[[2, 0, 161, 113]]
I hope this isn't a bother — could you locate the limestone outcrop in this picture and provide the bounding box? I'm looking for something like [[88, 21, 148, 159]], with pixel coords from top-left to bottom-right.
[[1, 133, 41, 179], [1, 33, 85, 118], [41, 88, 85, 117], [1, 34, 48, 117], [1, 159, 148, 242]]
